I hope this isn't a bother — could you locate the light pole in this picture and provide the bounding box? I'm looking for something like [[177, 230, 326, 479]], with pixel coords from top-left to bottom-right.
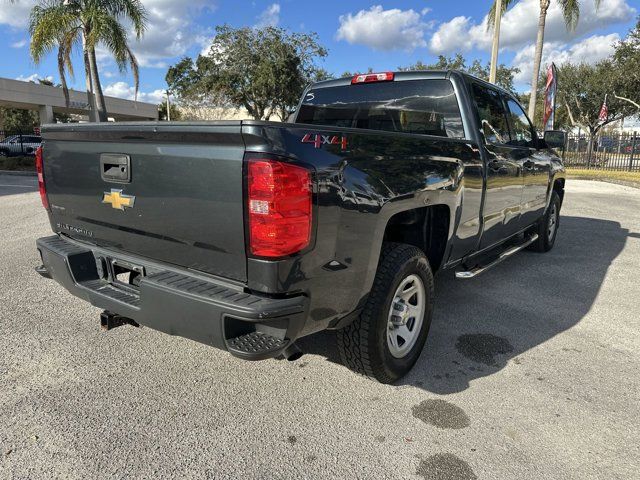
[[166, 90, 171, 121], [489, 0, 502, 84]]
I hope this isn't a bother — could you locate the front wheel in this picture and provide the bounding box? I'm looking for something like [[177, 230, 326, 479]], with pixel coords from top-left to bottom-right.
[[336, 243, 434, 384], [528, 190, 561, 252]]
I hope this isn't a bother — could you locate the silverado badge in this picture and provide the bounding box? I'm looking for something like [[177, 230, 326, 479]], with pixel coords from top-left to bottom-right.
[[102, 189, 135, 211]]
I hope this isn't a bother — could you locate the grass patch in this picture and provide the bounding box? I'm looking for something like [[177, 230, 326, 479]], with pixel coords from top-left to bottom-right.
[[566, 168, 640, 188], [0, 156, 35, 171]]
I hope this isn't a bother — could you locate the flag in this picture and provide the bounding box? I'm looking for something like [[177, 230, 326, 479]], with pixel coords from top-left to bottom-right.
[[543, 63, 557, 131], [598, 95, 608, 122]]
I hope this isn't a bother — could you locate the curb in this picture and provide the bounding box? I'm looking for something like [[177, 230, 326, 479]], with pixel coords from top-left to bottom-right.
[[568, 176, 640, 189], [0, 170, 37, 177]]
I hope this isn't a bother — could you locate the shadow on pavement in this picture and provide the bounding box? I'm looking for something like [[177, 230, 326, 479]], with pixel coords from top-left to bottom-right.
[[299, 215, 631, 394]]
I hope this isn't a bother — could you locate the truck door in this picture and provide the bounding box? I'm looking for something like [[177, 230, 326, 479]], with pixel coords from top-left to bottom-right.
[[504, 97, 551, 228], [470, 82, 524, 250]]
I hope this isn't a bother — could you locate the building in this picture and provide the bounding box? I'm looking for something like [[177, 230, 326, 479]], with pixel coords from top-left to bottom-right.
[[0, 77, 158, 124]]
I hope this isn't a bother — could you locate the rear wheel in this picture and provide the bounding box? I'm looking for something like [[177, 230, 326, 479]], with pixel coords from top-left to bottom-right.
[[529, 190, 561, 252], [336, 243, 434, 384]]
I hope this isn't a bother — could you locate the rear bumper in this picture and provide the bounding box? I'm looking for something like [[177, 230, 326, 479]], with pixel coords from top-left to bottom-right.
[[36, 235, 308, 360]]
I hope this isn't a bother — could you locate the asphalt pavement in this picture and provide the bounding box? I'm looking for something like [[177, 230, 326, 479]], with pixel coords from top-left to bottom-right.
[[1, 175, 639, 479]]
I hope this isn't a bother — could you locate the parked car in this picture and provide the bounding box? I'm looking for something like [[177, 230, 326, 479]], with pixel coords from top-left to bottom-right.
[[34, 70, 566, 383], [0, 134, 42, 156]]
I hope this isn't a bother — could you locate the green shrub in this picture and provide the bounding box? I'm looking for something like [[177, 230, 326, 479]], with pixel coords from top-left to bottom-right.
[[0, 156, 35, 171]]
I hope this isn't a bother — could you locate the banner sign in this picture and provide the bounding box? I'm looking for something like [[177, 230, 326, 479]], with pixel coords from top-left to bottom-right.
[[543, 63, 557, 131]]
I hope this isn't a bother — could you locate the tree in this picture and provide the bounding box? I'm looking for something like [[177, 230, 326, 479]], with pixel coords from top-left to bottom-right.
[[557, 61, 636, 161], [398, 54, 520, 94], [0, 108, 39, 131], [489, 0, 601, 121], [29, 0, 147, 122], [612, 17, 640, 114], [158, 102, 181, 122], [167, 25, 327, 121]]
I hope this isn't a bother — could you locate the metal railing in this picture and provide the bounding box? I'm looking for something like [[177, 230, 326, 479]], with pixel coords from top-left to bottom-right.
[[563, 132, 639, 171], [0, 130, 42, 157]]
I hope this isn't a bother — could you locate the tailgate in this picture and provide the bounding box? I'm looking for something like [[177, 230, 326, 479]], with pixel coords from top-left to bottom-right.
[[41, 123, 248, 282]]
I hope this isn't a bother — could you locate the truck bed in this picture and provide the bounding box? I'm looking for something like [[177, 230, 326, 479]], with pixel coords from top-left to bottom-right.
[[42, 122, 248, 282]]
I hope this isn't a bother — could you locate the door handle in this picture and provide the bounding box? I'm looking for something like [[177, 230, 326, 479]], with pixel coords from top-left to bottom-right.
[[100, 153, 131, 183]]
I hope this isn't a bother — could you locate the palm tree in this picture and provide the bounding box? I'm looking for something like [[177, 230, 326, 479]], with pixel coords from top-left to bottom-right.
[[489, 0, 600, 122], [29, 0, 147, 122]]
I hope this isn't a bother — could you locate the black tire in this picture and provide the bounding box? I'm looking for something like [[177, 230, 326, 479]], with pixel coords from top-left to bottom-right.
[[0, 150, 8, 157], [336, 242, 434, 384], [528, 191, 561, 252]]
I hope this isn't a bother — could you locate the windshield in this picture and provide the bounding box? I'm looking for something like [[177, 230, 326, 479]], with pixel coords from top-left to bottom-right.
[[296, 79, 464, 138]]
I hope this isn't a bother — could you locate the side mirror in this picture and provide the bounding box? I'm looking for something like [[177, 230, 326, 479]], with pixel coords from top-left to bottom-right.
[[543, 130, 566, 149]]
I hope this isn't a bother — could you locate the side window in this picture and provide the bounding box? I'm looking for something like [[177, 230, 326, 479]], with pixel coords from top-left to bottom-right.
[[471, 83, 510, 146], [505, 98, 536, 148]]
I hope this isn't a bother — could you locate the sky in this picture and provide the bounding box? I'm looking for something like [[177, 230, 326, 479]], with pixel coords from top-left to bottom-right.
[[0, 0, 637, 105]]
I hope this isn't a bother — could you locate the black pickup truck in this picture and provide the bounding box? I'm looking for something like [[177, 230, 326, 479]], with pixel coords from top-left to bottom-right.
[[35, 70, 566, 383]]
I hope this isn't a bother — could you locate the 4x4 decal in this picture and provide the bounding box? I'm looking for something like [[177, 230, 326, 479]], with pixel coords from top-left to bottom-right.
[[301, 133, 348, 151]]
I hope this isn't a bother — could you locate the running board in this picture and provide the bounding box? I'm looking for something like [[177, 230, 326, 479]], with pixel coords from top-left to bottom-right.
[[455, 234, 538, 279]]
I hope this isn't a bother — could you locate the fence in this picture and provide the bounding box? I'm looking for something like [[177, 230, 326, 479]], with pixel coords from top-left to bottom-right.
[[563, 131, 639, 172], [0, 130, 42, 157]]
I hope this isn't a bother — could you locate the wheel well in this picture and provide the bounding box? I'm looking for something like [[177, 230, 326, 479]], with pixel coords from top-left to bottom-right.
[[382, 205, 450, 271]]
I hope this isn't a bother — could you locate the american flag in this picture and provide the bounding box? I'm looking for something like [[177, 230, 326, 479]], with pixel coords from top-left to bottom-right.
[[598, 95, 608, 122]]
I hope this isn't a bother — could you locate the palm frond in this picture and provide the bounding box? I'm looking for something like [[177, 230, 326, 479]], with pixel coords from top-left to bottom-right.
[[92, 13, 141, 99], [487, 0, 517, 31], [98, 0, 147, 38], [29, 3, 78, 64], [559, 0, 581, 31]]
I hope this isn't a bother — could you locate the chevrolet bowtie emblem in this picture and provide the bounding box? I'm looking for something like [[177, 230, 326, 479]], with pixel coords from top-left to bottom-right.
[[102, 189, 135, 210]]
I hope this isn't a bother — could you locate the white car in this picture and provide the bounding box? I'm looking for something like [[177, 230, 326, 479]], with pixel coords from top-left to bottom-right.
[[0, 135, 42, 157]]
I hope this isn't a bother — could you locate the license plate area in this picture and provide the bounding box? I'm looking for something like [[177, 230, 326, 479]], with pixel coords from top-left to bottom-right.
[[108, 259, 145, 293]]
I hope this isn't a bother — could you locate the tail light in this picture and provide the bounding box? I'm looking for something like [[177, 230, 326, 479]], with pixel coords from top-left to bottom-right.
[[35, 146, 49, 210], [351, 72, 394, 84], [247, 157, 312, 257]]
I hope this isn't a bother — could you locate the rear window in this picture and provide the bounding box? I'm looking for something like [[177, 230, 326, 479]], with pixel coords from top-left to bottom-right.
[[296, 79, 464, 138]]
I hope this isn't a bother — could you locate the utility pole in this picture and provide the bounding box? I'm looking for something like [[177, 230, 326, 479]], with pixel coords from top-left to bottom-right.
[[489, 0, 502, 84], [166, 90, 171, 122]]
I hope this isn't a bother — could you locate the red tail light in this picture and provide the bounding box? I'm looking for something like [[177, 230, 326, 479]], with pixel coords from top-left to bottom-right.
[[35, 146, 49, 210], [247, 158, 312, 257], [351, 72, 394, 84]]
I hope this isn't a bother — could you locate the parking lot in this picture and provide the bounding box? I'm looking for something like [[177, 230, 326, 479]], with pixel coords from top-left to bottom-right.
[[1, 174, 639, 479]]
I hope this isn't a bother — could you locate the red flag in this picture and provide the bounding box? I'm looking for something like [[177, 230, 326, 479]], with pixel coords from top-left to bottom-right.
[[598, 95, 608, 122], [543, 63, 557, 131]]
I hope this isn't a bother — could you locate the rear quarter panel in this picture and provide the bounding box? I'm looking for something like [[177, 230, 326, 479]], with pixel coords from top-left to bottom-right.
[[242, 122, 483, 335]]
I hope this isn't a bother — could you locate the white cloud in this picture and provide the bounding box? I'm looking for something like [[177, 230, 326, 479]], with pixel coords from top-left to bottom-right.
[[125, 0, 215, 68], [512, 33, 620, 83], [0, 0, 36, 28], [429, 16, 476, 53], [429, 0, 636, 54], [255, 3, 280, 28], [336, 5, 430, 52], [104, 81, 165, 104], [11, 39, 28, 49], [16, 73, 54, 83]]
